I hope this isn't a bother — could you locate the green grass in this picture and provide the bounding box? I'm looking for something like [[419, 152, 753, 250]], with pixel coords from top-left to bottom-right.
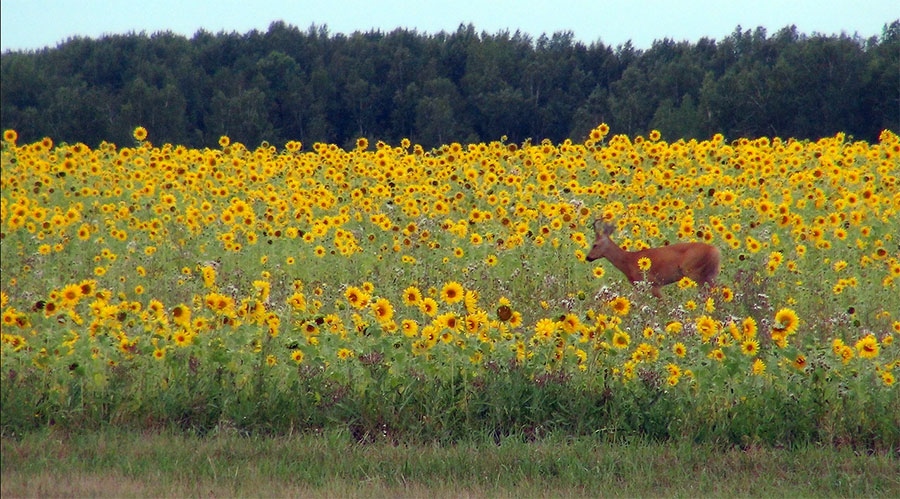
[[3, 428, 898, 497]]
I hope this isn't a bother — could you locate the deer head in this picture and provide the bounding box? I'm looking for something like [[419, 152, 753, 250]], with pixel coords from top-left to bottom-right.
[[586, 220, 616, 262]]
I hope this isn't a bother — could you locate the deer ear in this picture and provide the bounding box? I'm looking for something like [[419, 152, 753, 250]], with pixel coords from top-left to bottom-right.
[[603, 223, 614, 236], [593, 219, 604, 235]]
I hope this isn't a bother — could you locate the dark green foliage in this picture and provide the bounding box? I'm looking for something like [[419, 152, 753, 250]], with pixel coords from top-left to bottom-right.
[[1, 21, 898, 148], [4, 350, 897, 450]]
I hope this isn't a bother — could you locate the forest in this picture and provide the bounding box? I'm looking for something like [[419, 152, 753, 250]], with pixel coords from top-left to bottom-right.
[[1, 20, 898, 148]]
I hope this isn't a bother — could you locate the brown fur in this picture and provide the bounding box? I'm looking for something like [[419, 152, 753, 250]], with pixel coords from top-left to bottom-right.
[[586, 221, 720, 298]]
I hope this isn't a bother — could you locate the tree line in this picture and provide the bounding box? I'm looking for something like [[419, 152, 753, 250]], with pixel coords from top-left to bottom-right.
[[1, 20, 898, 149]]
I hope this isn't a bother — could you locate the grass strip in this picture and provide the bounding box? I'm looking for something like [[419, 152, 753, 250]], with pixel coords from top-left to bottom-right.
[[3, 428, 898, 497]]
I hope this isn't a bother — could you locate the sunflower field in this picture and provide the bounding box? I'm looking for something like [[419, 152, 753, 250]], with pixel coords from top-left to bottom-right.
[[1, 126, 898, 448]]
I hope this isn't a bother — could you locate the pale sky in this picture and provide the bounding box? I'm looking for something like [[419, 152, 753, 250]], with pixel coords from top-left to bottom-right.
[[1, 0, 897, 52]]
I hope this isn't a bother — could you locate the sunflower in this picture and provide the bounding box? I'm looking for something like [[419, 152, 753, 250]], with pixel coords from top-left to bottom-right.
[[752, 359, 766, 375], [401, 319, 419, 337], [402, 286, 422, 306], [201, 265, 217, 288], [133, 126, 148, 141], [677, 277, 696, 289], [440, 281, 464, 304], [344, 286, 369, 310], [171, 304, 191, 327], [774, 308, 799, 335], [695, 315, 719, 342], [1, 308, 20, 328], [534, 318, 557, 341], [609, 296, 630, 316], [741, 339, 759, 356], [173, 330, 192, 347], [291, 350, 305, 364], [59, 284, 82, 308], [3, 129, 17, 142], [855, 335, 879, 359], [288, 293, 306, 312], [612, 330, 630, 349], [371, 298, 394, 323], [420, 297, 438, 316], [742, 317, 758, 339]]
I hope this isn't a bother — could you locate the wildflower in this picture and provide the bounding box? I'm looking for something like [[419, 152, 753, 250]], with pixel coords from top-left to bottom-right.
[[696, 315, 718, 342], [401, 319, 419, 337], [534, 318, 557, 341], [776, 308, 799, 332], [666, 322, 683, 334], [402, 286, 422, 306], [612, 330, 630, 349], [59, 284, 82, 308], [855, 335, 879, 359], [345, 286, 370, 310], [1, 308, 21, 328], [337, 348, 355, 360], [171, 304, 191, 327], [291, 350, 304, 364], [133, 126, 148, 141], [420, 297, 438, 316], [371, 298, 394, 323], [637, 257, 651, 271], [677, 277, 697, 289], [201, 265, 216, 288], [609, 296, 630, 316], [173, 330, 192, 347], [752, 359, 766, 375], [288, 292, 307, 312], [441, 281, 464, 304], [672, 342, 686, 357], [742, 317, 758, 339], [741, 339, 759, 356]]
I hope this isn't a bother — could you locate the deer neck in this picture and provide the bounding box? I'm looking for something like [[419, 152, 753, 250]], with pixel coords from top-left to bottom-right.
[[603, 241, 638, 281]]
